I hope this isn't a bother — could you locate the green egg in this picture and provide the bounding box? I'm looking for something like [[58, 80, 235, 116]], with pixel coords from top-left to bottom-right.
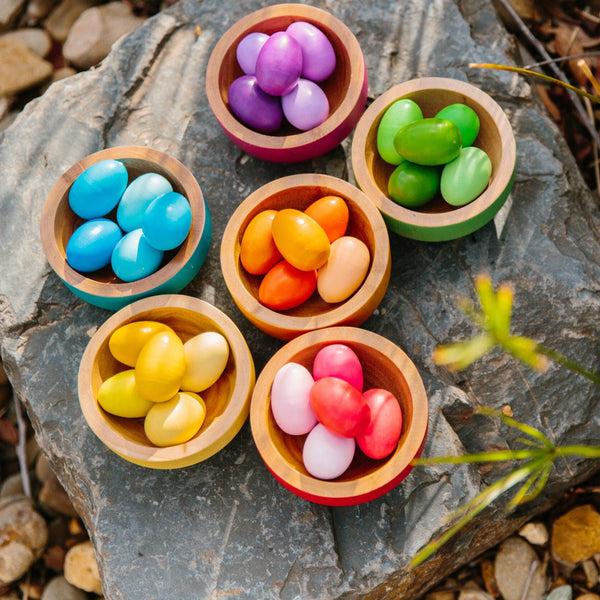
[[435, 103, 480, 146], [387, 161, 441, 208], [376, 98, 423, 165], [440, 146, 492, 206], [394, 118, 462, 166]]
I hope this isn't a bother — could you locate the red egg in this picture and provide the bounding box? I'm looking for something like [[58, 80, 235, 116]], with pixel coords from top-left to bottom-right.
[[356, 388, 403, 459], [255, 31, 303, 96], [312, 343, 363, 391], [309, 376, 370, 438], [258, 260, 317, 311]]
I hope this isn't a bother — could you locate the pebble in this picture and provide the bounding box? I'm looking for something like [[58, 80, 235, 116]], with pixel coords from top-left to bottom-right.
[[546, 585, 573, 600], [583, 558, 599, 588], [0, 472, 24, 498], [0, 495, 48, 584], [551, 505, 600, 564], [41, 575, 89, 600], [0, 0, 26, 32], [494, 536, 548, 600], [519, 521, 549, 546], [64, 540, 102, 595], [62, 1, 146, 69], [43, 0, 99, 43], [0, 37, 53, 95], [25, 0, 59, 21], [1, 27, 52, 56]]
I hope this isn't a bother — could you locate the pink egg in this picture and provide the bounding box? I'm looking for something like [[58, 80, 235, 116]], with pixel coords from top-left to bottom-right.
[[312, 343, 363, 391], [227, 75, 283, 133], [270, 362, 317, 435], [236, 31, 269, 75], [303, 423, 355, 480], [356, 389, 403, 459], [309, 377, 370, 438], [255, 31, 303, 96], [281, 79, 329, 131], [286, 21, 336, 82]]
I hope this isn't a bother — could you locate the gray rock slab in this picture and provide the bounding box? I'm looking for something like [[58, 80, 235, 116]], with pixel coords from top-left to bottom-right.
[[1, 0, 599, 599]]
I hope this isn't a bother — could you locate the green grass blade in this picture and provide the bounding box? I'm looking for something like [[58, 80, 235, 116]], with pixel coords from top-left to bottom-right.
[[478, 406, 554, 449], [412, 448, 547, 466], [507, 461, 550, 509], [555, 445, 600, 458]]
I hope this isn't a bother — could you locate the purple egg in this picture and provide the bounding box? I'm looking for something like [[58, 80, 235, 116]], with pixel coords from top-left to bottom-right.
[[286, 21, 336, 82], [227, 75, 283, 133], [255, 31, 303, 96], [281, 78, 329, 131], [236, 31, 269, 75]]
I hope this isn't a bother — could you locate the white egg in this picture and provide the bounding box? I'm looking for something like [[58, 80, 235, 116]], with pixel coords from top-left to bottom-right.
[[302, 423, 355, 480], [270, 362, 317, 435]]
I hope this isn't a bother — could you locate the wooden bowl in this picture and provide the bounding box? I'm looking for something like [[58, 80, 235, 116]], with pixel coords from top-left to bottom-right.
[[220, 173, 391, 341], [351, 77, 516, 241], [78, 294, 255, 469], [250, 326, 428, 505], [40, 146, 212, 310], [205, 3, 368, 163]]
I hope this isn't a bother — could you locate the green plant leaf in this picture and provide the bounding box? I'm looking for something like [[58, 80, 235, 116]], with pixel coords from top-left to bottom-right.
[[433, 334, 495, 370]]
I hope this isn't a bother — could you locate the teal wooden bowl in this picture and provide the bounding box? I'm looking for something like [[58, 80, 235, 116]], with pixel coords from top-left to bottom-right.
[[351, 77, 516, 242], [40, 146, 211, 310]]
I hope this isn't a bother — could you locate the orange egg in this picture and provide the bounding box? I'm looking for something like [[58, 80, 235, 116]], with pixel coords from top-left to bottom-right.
[[258, 260, 317, 311], [239, 209, 282, 275], [271, 208, 330, 271], [304, 195, 349, 243]]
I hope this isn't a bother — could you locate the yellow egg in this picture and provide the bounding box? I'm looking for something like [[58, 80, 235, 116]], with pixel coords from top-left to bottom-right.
[[135, 331, 185, 402], [317, 236, 370, 303], [181, 331, 229, 392], [144, 391, 206, 447], [108, 320, 174, 367], [97, 369, 154, 418], [271, 208, 330, 271]]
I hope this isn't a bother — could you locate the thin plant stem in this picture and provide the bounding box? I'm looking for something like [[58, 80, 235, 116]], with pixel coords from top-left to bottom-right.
[[14, 397, 31, 498], [535, 343, 600, 385]]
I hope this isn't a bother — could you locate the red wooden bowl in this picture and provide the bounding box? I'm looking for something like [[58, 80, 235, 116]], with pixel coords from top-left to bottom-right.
[[220, 173, 391, 341], [206, 3, 368, 163], [351, 77, 516, 241], [250, 326, 429, 505]]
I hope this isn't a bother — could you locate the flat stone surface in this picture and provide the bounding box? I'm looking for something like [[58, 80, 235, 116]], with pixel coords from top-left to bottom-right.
[[1, 0, 600, 599]]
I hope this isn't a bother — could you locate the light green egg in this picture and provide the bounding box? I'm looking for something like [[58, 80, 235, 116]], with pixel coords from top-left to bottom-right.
[[435, 103, 480, 147], [388, 161, 441, 208], [440, 146, 492, 207], [376, 98, 423, 165]]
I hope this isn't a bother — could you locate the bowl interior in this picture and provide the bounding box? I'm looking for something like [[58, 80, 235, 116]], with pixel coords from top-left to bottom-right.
[[364, 86, 503, 215], [215, 9, 353, 138], [234, 183, 377, 319], [54, 157, 188, 285]]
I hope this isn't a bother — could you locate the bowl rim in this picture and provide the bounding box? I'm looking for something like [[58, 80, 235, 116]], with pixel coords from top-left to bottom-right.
[[220, 173, 391, 340], [78, 293, 255, 469], [205, 3, 367, 159], [249, 326, 429, 505], [40, 146, 208, 300], [351, 77, 517, 239]]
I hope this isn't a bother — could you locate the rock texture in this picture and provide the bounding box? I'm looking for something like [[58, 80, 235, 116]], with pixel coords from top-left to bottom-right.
[[0, 0, 600, 599]]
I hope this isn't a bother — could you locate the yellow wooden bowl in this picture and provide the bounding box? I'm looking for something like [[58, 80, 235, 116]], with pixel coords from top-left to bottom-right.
[[205, 3, 368, 163], [351, 77, 516, 241], [40, 146, 212, 310], [250, 326, 428, 505], [78, 294, 255, 469], [220, 173, 391, 341]]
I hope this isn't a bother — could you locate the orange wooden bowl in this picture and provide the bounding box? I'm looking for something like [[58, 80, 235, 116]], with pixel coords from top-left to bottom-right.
[[220, 173, 391, 341], [78, 294, 255, 469], [205, 3, 368, 163], [250, 326, 428, 505], [351, 77, 516, 241], [40, 146, 212, 310]]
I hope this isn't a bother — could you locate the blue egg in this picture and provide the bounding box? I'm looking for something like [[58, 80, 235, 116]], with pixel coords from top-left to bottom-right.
[[142, 192, 192, 251], [111, 229, 164, 282], [68, 159, 128, 219], [66, 218, 122, 273], [116, 172, 173, 232]]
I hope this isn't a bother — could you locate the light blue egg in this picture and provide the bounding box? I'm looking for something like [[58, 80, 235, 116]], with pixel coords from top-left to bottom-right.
[[66, 218, 122, 273], [68, 159, 128, 219], [116, 172, 173, 232], [111, 229, 164, 282], [142, 192, 192, 251]]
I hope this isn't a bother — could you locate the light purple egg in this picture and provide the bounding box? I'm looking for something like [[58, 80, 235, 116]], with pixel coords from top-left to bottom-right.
[[255, 31, 303, 96], [281, 78, 329, 131], [286, 21, 336, 82], [228, 75, 283, 133], [236, 31, 269, 75]]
